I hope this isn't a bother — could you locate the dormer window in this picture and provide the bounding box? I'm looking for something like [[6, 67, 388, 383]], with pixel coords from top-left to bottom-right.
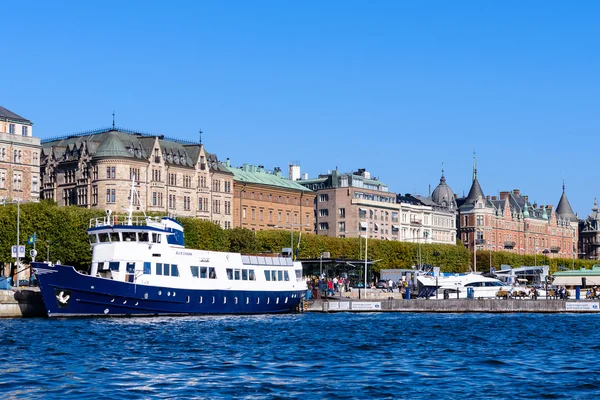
[[136, 148, 142, 157], [128, 147, 134, 155]]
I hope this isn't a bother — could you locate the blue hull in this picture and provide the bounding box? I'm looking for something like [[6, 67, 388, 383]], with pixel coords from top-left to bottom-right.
[[32, 262, 305, 317]]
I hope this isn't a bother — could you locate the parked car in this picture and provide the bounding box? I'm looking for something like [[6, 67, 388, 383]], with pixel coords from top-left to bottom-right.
[[376, 279, 388, 289]]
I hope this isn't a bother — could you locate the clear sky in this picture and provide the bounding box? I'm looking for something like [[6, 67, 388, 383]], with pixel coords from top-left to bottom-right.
[[2, 1, 598, 217]]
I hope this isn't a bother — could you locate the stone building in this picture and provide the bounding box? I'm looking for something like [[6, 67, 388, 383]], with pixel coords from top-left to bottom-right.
[[40, 127, 234, 228], [219, 163, 315, 233], [457, 161, 578, 260], [579, 199, 600, 260], [296, 168, 456, 244], [0, 105, 40, 203]]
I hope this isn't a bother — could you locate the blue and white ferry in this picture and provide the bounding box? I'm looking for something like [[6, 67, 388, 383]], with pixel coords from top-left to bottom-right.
[[32, 188, 307, 317]]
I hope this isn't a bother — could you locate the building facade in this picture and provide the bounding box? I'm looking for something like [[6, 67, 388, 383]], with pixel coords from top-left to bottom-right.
[[296, 168, 456, 244], [579, 199, 600, 260], [457, 163, 578, 260], [0, 105, 40, 203], [40, 127, 234, 228], [219, 163, 315, 233]]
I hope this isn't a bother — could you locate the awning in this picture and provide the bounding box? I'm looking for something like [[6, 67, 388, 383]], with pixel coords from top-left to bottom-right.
[[552, 276, 600, 286], [374, 223, 379, 230], [359, 222, 368, 229], [392, 225, 400, 230], [358, 208, 367, 212]]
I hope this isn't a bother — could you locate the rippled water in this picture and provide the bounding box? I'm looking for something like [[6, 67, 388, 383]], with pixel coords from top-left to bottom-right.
[[1, 313, 598, 399]]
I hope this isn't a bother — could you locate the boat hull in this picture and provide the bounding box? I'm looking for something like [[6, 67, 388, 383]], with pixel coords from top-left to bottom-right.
[[33, 263, 305, 317]]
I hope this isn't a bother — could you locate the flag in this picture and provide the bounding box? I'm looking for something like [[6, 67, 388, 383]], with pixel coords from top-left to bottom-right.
[[294, 231, 302, 260], [27, 233, 36, 245]]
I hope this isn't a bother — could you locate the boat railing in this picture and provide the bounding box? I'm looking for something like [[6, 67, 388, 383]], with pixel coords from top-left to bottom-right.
[[89, 215, 163, 228]]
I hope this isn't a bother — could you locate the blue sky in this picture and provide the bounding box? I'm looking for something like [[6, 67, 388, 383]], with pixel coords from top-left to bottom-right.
[[2, 1, 598, 216]]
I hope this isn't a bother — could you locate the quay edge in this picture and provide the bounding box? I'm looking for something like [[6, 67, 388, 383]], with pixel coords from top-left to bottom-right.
[[0, 289, 46, 318], [305, 298, 600, 313]]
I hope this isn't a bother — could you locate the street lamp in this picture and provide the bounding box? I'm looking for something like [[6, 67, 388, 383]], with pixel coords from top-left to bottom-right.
[[14, 176, 21, 287], [268, 223, 303, 258]]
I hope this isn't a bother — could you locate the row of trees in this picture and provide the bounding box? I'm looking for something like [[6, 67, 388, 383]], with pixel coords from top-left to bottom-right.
[[0, 201, 596, 274]]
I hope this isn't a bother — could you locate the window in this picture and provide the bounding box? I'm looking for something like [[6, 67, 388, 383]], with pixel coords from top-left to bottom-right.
[[264, 270, 271, 281], [339, 208, 346, 218], [319, 222, 329, 230], [477, 216, 483, 226], [209, 267, 216, 279], [109, 262, 120, 271], [163, 263, 170, 276], [143, 262, 151, 275], [171, 265, 179, 277], [156, 263, 163, 275], [339, 222, 346, 232], [319, 194, 329, 202], [319, 209, 329, 217], [226, 268, 233, 280], [9, 124, 15, 134]]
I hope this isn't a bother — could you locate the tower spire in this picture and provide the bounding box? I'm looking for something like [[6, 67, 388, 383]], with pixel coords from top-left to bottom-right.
[[199, 129, 203, 145], [472, 150, 477, 182], [441, 161, 445, 177], [112, 111, 115, 130]]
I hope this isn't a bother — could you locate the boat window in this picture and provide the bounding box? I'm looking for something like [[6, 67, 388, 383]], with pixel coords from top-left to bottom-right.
[[295, 270, 302, 281], [284, 271, 289, 281], [249, 270, 255, 280], [110, 232, 120, 242], [272, 271, 277, 281], [98, 262, 108, 271], [152, 233, 161, 243], [126, 262, 135, 273], [123, 232, 136, 242], [242, 269, 248, 280], [264, 270, 271, 281], [99, 233, 110, 243], [191, 266, 199, 278], [277, 271, 283, 281], [163, 264, 170, 276], [143, 262, 151, 274], [89, 234, 98, 244], [209, 267, 216, 279], [200, 267, 207, 279], [171, 265, 179, 277], [156, 263, 162, 275], [226, 268, 233, 280], [139, 232, 149, 242], [234, 269, 241, 280], [109, 262, 119, 271]]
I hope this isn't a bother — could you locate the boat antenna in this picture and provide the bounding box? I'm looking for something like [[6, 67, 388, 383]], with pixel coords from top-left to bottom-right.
[[125, 177, 135, 225]]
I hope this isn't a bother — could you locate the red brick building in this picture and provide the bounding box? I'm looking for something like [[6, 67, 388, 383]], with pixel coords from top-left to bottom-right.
[[457, 164, 578, 263]]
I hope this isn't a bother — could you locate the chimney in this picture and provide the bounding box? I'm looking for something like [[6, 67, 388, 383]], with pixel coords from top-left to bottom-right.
[[486, 195, 491, 200], [513, 189, 520, 196], [491, 196, 497, 200], [500, 191, 510, 200], [524, 195, 528, 202]]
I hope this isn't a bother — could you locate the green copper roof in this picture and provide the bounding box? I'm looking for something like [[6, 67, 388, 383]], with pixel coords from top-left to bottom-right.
[[554, 265, 600, 276], [221, 164, 313, 192], [95, 131, 131, 158]]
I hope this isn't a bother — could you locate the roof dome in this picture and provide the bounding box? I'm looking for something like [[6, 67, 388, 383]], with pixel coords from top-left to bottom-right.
[[431, 171, 457, 210]]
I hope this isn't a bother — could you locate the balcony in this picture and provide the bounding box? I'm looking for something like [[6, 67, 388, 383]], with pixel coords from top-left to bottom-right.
[[504, 241, 516, 249], [410, 219, 422, 226], [550, 246, 561, 253], [476, 239, 486, 245]]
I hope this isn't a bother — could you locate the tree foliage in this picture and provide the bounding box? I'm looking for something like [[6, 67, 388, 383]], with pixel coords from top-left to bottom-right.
[[0, 202, 595, 276]]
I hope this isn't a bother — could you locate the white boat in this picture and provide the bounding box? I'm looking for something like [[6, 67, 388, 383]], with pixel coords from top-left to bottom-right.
[[417, 273, 514, 299], [32, 181, 307, 317]]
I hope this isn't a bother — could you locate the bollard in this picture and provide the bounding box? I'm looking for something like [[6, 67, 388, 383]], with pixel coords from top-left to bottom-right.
[[406, 286, 410, 300], [576, 286, 580, 300]]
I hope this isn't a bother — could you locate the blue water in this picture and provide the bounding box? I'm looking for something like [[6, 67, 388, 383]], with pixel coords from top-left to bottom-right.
[[1, 313, 598, 399]]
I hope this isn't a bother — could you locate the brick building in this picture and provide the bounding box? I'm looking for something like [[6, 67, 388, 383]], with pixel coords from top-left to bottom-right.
[[457, 162, 578, 261], [219, 163, 315, 233], [40, 127, 234, 228], [0, 105, 40, 202]]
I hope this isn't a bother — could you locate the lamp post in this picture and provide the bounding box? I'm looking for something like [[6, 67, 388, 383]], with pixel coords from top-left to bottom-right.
[[15, 176, 21, 286]]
